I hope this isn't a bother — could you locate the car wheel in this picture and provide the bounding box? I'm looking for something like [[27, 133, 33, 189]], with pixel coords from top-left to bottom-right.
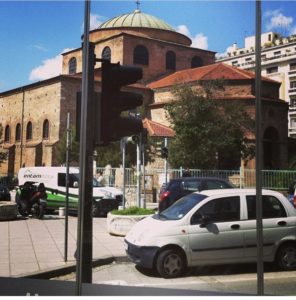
[[156, 249, 186, 278], [276, 243, 296, 271]]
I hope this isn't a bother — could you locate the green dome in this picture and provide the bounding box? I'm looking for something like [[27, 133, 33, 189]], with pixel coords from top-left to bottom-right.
[[99, 9, 175, 32]]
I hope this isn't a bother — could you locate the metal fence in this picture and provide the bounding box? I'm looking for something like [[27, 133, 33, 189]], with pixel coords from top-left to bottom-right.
[[96, 167, 296, 193]]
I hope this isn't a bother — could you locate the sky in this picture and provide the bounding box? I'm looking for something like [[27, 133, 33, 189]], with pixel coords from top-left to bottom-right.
[[1, 0, 296, 92]]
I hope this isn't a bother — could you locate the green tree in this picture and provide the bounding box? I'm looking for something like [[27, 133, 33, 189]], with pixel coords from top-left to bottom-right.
[[55, 126, 80, 165], [0, 124, 8, 164], [165, 84, 255, 169]]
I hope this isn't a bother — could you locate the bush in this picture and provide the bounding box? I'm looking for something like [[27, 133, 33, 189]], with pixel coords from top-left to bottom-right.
[[111, 206, 155, 215]]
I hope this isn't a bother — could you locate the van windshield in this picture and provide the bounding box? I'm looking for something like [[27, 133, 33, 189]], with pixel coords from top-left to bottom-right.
[[157, 193, 208, 220]]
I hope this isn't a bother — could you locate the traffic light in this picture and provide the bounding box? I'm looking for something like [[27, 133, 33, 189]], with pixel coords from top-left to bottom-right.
[[161, 146, 168, 159], [96, 61, 143, 145]]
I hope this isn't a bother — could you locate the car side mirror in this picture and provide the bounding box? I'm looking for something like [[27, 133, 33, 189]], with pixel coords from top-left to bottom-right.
[[199, 214, 211, 228]]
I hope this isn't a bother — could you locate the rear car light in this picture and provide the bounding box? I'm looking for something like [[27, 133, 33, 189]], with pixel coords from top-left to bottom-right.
[[294, 195, 296, 208], [160, 191, 170, 201]]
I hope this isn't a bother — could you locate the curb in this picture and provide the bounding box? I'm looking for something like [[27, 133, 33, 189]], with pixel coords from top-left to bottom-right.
[[21, 256, 129, 280]]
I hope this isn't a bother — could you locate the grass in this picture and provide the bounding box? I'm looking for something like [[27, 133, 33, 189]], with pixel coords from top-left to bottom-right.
[[111, 206, 155, 215]]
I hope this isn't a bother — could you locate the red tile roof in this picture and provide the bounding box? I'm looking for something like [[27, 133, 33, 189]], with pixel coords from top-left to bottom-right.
[[143, 118, 175, 137], [147, 63, 279, 89]]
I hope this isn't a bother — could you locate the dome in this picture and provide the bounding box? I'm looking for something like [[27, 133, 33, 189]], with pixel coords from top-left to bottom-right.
[[99, 9, 175, 32]]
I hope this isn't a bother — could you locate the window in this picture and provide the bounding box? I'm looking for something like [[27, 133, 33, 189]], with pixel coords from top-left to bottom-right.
[[266, 66, 278, 74], [246, 195, 287, 219], [68, 57, 77, 75], [191, 196, 240, 224], [290, 62, 296, 71], [42, 119, 49, 139], [232, 60, 238, 66], [58, 173, 78, 187], [191, 56, 203, 68], [102, 46, 111, 61], [290, 81, 296, 89], [245, 57, 252, 62], [274, 51, 281, 56], [133, 45, 149, 65], [166, 51, 176, 70], [26, 122, 33, 140], [4, 125, 10, 143], [15, 123, 21, 142]]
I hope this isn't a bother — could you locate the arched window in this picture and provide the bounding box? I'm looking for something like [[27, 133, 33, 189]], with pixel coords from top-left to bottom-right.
[[15, 123, 21, 142], [133, 45, 149, 65], [42, 119, 49, 139], [68, 57, 77, 75], [4, 125, 10, 143], [26, 122, 33, 140], [191, 56, 203, 68], [102, 46, 111, 61], [166, 51, 176, 70]]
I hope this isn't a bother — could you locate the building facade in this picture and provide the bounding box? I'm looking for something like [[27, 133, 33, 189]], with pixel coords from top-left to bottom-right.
[[0, 9, 215, 176], [217, 32, 296, 138]]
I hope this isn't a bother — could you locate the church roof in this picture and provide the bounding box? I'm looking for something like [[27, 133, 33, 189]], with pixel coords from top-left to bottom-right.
[[148, 63, 280, 89], [143, 118, 175, 137], [99, 9, 175, 32]]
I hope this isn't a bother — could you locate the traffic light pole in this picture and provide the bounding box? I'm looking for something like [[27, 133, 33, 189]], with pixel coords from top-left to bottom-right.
[[75, 0, 94, 295]]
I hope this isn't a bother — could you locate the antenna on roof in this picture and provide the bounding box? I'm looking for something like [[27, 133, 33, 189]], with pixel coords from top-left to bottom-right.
[[135, 0, 140, 10]]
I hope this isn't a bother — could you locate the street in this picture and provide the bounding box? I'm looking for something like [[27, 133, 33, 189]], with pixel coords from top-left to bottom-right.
[[54, 260, 296, 296]]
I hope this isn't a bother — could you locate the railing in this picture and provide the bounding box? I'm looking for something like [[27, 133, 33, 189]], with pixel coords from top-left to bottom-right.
[[95, 167, 296, 193]]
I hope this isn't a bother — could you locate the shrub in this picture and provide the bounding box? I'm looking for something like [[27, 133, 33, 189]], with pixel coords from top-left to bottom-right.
[[111, 206, 155, 215]]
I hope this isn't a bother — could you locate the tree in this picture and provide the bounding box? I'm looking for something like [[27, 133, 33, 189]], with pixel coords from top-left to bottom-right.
[[165, 84, 255, 170], [55, 126, 80, 165], [0, 124, 8, 165]]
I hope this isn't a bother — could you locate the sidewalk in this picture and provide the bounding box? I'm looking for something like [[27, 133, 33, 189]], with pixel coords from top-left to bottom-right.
[[0, 214, 126, 278]]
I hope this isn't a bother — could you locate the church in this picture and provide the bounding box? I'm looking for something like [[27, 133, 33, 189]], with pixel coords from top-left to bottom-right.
[[0, 8, 288, 176]]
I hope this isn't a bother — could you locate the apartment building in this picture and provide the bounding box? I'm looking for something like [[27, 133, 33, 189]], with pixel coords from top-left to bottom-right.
[[217, 32, 296, 138]]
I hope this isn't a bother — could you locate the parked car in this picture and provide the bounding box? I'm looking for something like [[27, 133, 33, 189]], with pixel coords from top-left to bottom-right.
[[287, 180, 296, 208], [125, 188, 296, 278], [0, 184, 11, 201], [158, 177, 235, 212]]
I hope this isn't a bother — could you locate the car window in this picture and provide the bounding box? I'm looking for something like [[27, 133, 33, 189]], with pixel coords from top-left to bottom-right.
[[207, 180, 232, 189], [191, 196, 240, 224], [157, 193, 208, 220], [246, 195, 287, 219], [183, 180, 202, 192]]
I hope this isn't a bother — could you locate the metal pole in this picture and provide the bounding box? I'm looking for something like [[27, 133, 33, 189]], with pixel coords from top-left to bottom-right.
[[164, 137, 168, 186], [141, 133, 146, 209], [136, 138, 141, 207], [122, 138, 126, 209], [64, 112, 70, 262], [255, 0, 264, 295], [75, 0, 94, 295]]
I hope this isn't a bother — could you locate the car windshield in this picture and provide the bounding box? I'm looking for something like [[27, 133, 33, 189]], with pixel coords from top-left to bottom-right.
[[157, 193, 208, 220]]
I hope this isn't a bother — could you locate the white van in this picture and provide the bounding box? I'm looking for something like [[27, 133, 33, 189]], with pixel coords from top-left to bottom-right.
[[18, 167, 123, 216]]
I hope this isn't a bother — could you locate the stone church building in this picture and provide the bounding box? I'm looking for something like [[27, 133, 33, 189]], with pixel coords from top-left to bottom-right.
[[0, 9, 288, 176]]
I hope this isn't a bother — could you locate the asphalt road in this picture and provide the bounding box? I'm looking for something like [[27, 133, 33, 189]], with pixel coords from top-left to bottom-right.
[[54, 261, 296, 296]]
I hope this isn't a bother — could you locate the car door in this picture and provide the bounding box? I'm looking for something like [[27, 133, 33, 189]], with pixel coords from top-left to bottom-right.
[[187, 195, 244, 265], [243, 194, 289, 259]]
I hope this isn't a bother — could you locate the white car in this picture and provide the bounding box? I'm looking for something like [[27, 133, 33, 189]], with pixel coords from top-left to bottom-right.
[[125, 188, 296, 278]]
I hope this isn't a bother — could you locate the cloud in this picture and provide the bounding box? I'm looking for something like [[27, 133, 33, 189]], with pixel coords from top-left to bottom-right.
[[176, 24, 208, 50], [81, 13, 104, 32], [264, 9, 294, 34], [29, 44, 48, 52], [29, 48, 73, 81]]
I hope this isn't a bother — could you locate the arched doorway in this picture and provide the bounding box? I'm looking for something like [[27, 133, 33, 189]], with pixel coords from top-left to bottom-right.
[[263, 126, 280, 169]]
